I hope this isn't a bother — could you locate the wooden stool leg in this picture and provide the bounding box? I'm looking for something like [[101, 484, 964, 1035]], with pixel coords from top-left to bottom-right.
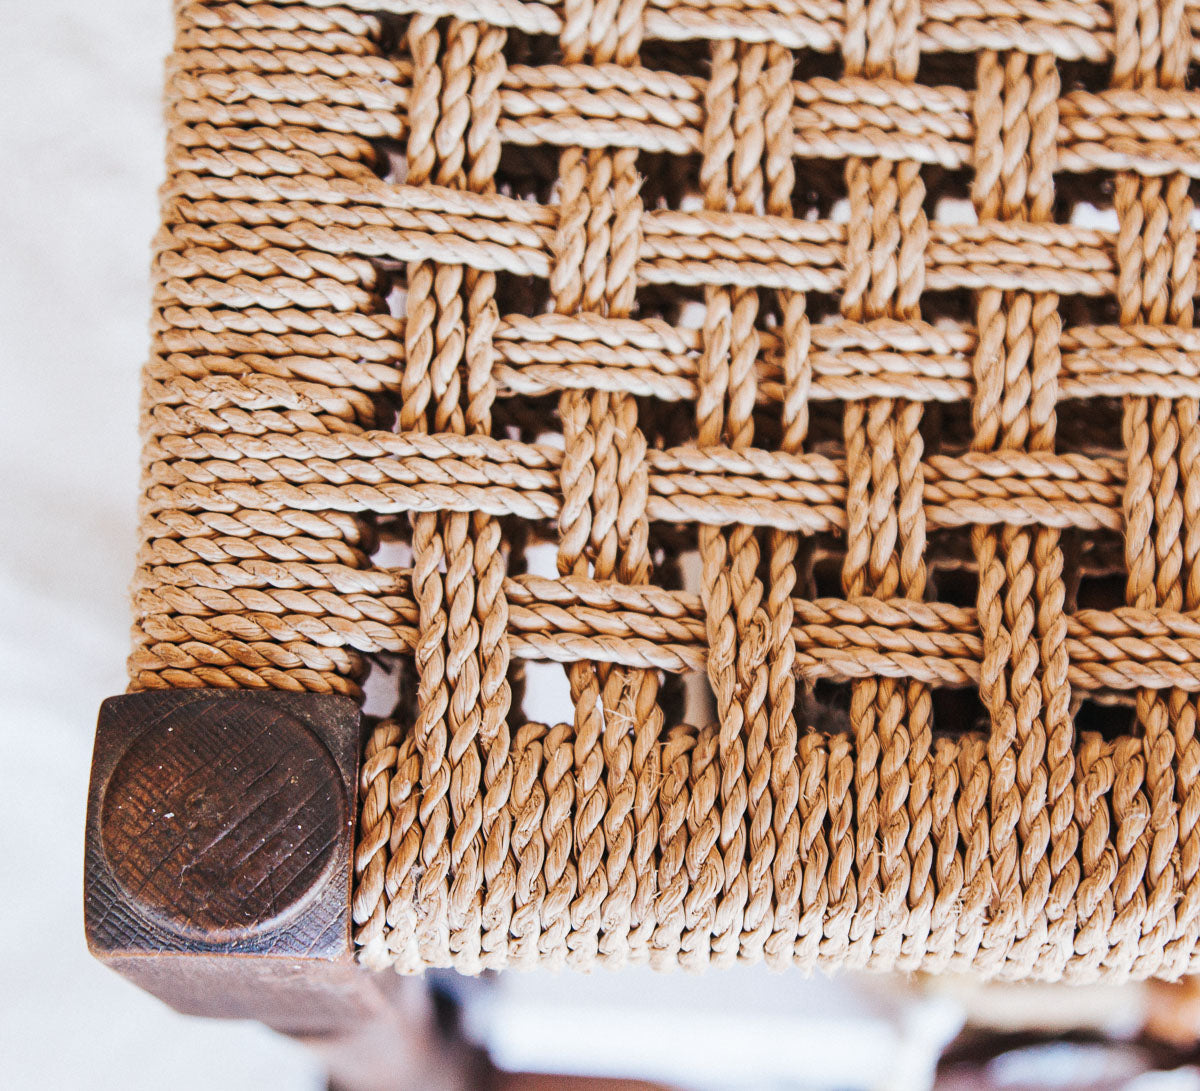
[[303, 974, 486, 1091], [84, 690, 471, 1090]]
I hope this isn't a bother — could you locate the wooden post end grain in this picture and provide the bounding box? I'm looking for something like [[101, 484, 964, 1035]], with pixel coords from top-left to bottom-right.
[[84, 689, 365, 1034]]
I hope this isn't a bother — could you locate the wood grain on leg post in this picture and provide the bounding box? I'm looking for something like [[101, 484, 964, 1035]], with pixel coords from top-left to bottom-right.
[[85, 689, 469, 1091]]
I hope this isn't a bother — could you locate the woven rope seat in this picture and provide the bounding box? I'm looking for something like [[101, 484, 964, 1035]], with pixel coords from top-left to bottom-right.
[[138, 0, 1200, 982]]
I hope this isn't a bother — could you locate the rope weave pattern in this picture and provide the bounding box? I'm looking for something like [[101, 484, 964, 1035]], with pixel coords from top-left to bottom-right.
[[138, 0, 1200, 979]]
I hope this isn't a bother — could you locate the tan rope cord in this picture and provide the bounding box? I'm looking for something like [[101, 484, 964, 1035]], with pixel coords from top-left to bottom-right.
[[137, 0, 1200, 980]]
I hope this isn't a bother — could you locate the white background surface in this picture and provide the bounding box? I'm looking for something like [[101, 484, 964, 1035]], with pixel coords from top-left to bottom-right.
[[1, 4, 322, 1087]]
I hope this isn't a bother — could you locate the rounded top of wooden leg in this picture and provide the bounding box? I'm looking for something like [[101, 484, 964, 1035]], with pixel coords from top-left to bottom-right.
[[99, 696, 347, 943]]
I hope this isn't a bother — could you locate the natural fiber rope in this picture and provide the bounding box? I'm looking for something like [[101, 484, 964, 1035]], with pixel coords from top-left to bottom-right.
[[136, 0, 1200, 980]]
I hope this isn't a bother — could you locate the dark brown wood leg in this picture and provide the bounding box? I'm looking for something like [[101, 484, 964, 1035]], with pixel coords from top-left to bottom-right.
[[85, 690, 471, 1091]]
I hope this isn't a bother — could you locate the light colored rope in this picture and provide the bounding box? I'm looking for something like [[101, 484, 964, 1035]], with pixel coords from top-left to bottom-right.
[[135, 0, 1200, 980]]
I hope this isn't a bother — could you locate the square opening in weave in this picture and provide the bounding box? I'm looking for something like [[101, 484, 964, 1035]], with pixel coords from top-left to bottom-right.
[[1058, 57, 1117, 97], [1068, 526, 1128, 612], [926, 528, 979, 608], [634, 282, 706, 334], [919, 399, 974, 459], [930, 684, 988, 739], [1075, 696, 1137, 742], [1056, 395, 1125, 456], [805, 534, 848, 599], [916, 50, 977, 91], [518, 660, 575, 726], [799, 678, 854, 735]]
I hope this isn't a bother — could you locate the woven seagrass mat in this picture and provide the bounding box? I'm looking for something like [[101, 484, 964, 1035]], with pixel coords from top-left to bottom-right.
[[141, 0, 1200, 980]]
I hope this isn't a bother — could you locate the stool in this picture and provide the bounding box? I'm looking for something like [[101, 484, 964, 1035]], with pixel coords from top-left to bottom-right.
[[86, 0, 1200, 1081]]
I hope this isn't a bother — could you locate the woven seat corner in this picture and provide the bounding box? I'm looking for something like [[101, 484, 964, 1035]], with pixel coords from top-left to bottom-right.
[[139, 0, 1200, 981]]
